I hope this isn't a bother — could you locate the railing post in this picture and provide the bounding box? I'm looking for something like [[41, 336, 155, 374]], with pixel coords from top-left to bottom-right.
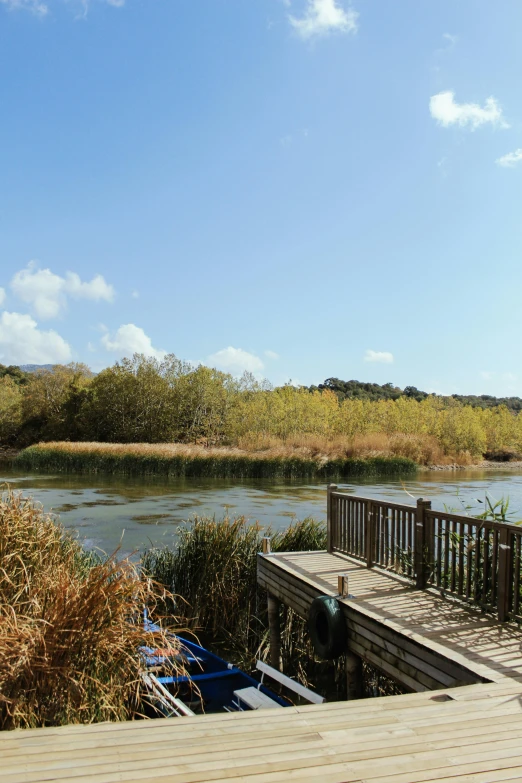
[[327, 484, 337, 553], [365, 501, 374, 569], [497, 526, 513, 622], [415, 498, 431, 589]]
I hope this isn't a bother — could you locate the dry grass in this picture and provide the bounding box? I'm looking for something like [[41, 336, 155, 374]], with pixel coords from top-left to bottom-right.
[[21, 437, 464, 465], [0, 489, 185, 730], [14, 437, 476, 468], [238, 433, 472, 466], [15, 441, 417, 478]]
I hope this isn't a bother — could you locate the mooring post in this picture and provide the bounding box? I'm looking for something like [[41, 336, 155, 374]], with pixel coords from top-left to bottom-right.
[[262, 536, 272, 555], [345, 652, 363, 700], [267, 593, 282, 671], [415, 498, 431, 589], [327, 484, 338, 553]]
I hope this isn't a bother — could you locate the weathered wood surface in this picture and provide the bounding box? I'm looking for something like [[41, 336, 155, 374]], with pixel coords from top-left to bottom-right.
[[327, 487, 522, 622], [3, 680, 522, 782], [258, 550, 522, 691]]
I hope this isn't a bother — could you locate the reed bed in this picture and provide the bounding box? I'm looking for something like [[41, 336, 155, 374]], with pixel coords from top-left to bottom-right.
[[14, 441, 417, 478], [0, 489, 185, 730], [142, 516, 404, 700]]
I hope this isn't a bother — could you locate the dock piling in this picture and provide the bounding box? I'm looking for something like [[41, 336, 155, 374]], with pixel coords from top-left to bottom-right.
[[267, 593, 282, 671]]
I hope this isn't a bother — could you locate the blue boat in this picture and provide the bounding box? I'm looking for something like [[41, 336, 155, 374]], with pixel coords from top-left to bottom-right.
[[140, 612, 324, 717]]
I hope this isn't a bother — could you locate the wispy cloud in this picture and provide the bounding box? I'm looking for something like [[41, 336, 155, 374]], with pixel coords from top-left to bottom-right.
[[364, 349, 394, 364], [496, 149, 522, 168], [289, 0, 358, 40], [0, 0, 124, 16], [0, 288, 5, 308], [430, 91, 509, 130], [0, 0, 48, 15], [264, 350, 279, 360], [442, 32, 457, 47]]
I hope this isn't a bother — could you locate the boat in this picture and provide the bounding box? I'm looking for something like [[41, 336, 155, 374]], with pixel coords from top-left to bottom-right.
[[140, 611, 324, 717]]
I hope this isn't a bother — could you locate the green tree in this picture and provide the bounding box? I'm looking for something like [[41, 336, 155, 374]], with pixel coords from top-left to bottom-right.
[[84, 354, 186, 442], [0, 377, 23, 445], [20, 363, 93, 443]]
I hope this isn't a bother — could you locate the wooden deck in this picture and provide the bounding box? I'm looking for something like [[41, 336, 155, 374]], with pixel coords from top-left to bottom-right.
[[5, 490, 522, 782], [258, 550, 522, 691], [3, 679, 522, 782]]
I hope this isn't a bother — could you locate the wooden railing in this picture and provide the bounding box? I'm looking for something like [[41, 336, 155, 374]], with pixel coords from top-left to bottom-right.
[[327, 485, 522, 623]]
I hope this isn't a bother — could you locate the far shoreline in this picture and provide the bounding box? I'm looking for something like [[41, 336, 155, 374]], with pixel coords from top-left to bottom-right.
[[5, 443, 522, 477]]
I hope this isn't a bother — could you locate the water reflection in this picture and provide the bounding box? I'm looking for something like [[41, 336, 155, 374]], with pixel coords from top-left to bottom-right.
[[2, 466, 522, 556]]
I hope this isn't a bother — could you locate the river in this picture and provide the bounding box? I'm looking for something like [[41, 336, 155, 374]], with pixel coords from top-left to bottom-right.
[[2, 466, 522, 557]]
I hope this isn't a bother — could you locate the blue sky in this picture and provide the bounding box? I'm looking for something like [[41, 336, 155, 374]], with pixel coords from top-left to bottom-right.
[[1, 0, 522, 395]]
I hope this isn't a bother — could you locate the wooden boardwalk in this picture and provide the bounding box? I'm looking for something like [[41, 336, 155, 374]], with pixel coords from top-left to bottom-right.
[[3, 679, 522, 782], [5, 489, 522, 781], [258, 549, 522, 690]]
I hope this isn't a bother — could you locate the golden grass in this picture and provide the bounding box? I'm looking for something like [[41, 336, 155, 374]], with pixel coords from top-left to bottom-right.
[[0, 489, 185, 729], [237, 433, 472, 466], [22, 436, 472, 466]]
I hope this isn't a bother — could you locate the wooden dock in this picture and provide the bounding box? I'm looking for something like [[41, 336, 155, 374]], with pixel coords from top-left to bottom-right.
[[4, 487, 522, 782], [258, 548, 522, 690], [3, 679, 522, 782]]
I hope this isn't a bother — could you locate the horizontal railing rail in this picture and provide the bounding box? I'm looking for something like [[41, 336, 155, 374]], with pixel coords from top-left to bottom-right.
[[327, 485, 522, 623]]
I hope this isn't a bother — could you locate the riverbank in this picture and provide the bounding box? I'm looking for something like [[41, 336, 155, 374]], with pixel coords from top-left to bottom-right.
[[13, 442, 417, 479], [426, 460, 522, 471]]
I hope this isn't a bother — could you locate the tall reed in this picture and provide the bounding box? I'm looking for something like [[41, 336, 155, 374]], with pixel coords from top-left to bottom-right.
[[15, 441, 417, 478], [0, 490, 184, 729], [142, 516, 404, 699]]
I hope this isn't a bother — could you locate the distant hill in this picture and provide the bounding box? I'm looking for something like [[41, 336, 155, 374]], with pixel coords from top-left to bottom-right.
[[308, 378, 522, 412], [19, 364, 55, 373]]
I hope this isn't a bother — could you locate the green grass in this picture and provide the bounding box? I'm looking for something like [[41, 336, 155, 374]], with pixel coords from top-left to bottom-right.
[[14, 444, 417, 479]]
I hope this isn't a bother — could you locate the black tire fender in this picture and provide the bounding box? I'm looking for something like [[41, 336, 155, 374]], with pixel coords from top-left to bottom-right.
[[308, 595, 347, 660]]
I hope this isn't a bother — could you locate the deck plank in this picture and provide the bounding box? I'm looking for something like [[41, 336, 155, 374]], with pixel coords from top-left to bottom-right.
[[3, 550, 522, 781]]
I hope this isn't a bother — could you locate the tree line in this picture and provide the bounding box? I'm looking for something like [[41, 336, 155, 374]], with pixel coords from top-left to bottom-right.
[[1, 356, 522, 461], [311, 378, 522, 411]]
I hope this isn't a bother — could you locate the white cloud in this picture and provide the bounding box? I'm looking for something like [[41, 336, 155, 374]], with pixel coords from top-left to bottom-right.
[[289, 0, 358, 40], [442, 32, 458, 47], [0, 288, 5, 307], [496, 149, 522, 168], [480, 371, 493, 381], [131, 290, 139, 299], [101, 323, 166, 361], [264, 350, 279, 360], [0, 0, 124, 15], [364, 349, 394, 364], [429, 91, 509, 130], [0, 311, 72, 364], [11, 262, 114, 320], [207, 347, 264, 375], [0, 0, 48, 15]]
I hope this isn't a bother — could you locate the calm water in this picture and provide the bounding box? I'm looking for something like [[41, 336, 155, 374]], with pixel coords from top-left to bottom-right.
[[2, 466, 522, 557]]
